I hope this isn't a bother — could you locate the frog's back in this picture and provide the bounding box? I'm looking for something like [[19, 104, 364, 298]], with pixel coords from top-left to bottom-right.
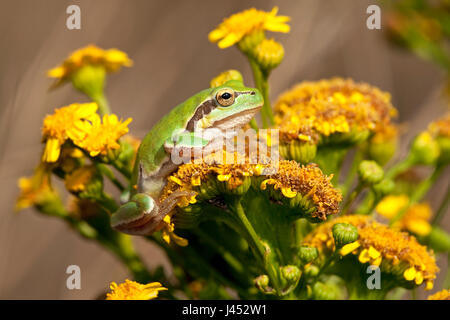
[[135, 88, 212, 176]]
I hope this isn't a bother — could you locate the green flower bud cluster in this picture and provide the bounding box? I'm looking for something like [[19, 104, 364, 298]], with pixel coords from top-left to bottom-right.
[[332, 223, 359, 248], [358, 160, 384, 185]]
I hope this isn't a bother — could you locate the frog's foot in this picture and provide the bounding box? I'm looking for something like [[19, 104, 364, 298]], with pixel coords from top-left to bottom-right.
[[158, 190, 197, 219], [111, 193, 161, 236], [111, 191, 196, 236]]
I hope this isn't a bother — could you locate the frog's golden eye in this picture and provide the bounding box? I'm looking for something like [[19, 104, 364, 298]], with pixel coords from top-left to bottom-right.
[[216, 89, 235, 107]]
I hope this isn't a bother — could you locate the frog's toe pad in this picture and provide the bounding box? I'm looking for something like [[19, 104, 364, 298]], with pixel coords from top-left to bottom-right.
[[111, 194, 160, 235]]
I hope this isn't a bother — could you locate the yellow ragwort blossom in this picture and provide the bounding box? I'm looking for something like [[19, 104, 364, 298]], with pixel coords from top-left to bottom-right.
[[41, 102, 98, 162], [16, 164, 57, 211], [161, 154, 341, 221], [159, 214, 189, 247], [106, 279, 167, 300], [376, 195, 432, 236], [427, 289, 450, 300], [70, 113, 132, 157], [208, 7, 290, 49], [48, 45, 132, 84], [274, 78, 397, 144], [428, 113, 450, 138], [303, 215, 438, 290], [64, 165, 97, 193], [253, 38, 285, 70]]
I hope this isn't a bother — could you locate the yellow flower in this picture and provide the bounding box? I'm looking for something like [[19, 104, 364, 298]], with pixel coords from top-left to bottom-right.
[[16, 164, 57, 211], [303, 215, 438, 290], [41, 102, 98, 162], [376, 195, 432, 236], [64, 165, 97, 192], [208, 7, 290, 49], [48, 45, 132, 85], [427, 289, 450, 300], [210, 70, 243, 88], [106, 279, 167, 300], [161, 155, 341, 221], [428, 113, 450, 164], [71, 114, 132, 157], [159, 215, 188, 247], [253, 38, 284, 70], [376, 195, 409, 220], [274, 78, 397, 146], [429, 113, 450, 138]]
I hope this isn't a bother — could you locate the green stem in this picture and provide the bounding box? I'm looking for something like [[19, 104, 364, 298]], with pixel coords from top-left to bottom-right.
[[91, 92, 111, 116], [232, 198, 280, 293], [233, 199, 266, 261], [390, 165, 444, 225], [384, 154, 415, 180], [148, 235, 245, 298], [341, 149, 363, 197], [194, 227, 246, 276], [432, 182, 450, 226], [248, 58, 274, 128], [443, 253, 450, 290], [341, 182, 365, 214], [111, 159, 132, 180], [97, 163, 125, 192], [106, 233, 152, 283]]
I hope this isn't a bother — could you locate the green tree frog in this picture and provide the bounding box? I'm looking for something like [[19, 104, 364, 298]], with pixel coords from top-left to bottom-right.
[[111, 80, 263, 235]]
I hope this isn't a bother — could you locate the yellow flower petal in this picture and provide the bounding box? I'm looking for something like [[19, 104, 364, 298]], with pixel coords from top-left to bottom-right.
[[281, 187, 297, 198], [403, 267, 417, 281], [340, 241, 360, 256], [42, 138, 61, 163]]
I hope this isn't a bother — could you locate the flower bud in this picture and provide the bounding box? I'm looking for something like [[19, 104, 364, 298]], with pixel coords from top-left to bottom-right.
[[410, 132, 440, 165], [210, 70, 244, 88], [358, 160, 384, 185], [281, 265, 301, 282], [427, 226, 450, 253], [368, 139, 397, 166], [312, 282, 340, 300], [254, 275, 274, 294], [332, 223, 359, 247], [372, 178, 395, 197], [304, 264, 320, 278], [280, 140, 317, 164], [436, 136, 450, 165], [172, 205, 202, 229], [237, 30, 265, 54], [217, 176, 251, 196], [253, 38, 284, 71], [298, 246, 318, 264], [280, 265, 301, 294], [71, 64, 106, 100]]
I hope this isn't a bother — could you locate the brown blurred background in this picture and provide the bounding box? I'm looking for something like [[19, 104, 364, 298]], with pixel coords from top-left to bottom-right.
[[0, 0, 448, 299]]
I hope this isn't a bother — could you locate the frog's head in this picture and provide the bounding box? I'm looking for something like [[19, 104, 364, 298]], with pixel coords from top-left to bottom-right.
[[188, 80, 263, 132]]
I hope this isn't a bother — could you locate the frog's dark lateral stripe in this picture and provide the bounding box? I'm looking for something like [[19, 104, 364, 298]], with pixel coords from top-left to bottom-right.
[[185, 91, 256, 132], [186, 99, 217, 132]]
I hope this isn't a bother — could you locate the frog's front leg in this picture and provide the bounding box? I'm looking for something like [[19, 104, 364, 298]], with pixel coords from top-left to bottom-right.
[[111, 190, 195, 235], [165, 128, 226, 163]]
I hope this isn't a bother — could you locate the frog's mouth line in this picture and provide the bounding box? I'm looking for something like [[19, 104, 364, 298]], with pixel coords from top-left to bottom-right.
[[212, 105, 262, 131]]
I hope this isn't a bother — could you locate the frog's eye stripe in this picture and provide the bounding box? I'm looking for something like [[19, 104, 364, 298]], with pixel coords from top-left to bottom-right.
[[235, 91, 256, 97], [186, 99, 217, 132]]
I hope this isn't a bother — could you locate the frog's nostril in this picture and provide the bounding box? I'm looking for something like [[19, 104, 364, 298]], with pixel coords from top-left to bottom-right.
[[250, 91, 256, 95]]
